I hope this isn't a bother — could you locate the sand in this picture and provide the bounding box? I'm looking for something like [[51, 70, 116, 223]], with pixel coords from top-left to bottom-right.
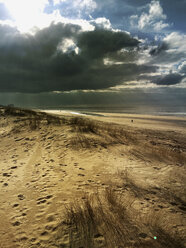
[[0, 107, 186, 248]]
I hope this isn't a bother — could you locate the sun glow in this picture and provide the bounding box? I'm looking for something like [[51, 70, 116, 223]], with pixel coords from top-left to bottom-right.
[[0, 0, 95, 33], [3, 0, 49, 32]]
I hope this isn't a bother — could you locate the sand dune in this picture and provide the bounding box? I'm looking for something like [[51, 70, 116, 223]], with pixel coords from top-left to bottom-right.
[[0, 106, 186, 248]]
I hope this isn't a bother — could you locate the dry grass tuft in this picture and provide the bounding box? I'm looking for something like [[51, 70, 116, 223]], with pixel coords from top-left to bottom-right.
[[132, 143, 186, 165], [3, 106, 66, 131], [69, 117, 100, 134], [60, 187, 185, 248], [68, 116, 136, 150], [4, 106, 37, 117]]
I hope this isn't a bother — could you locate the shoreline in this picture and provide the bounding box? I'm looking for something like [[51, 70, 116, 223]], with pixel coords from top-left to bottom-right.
[[39, 109, 186, 118], [39, 109, 186, 133]]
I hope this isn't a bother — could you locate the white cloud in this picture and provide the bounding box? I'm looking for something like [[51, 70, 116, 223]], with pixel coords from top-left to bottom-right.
[[57, 38, 80, 54], [178, 61, 186, 72], [90, 17, 112, 29], [53, 0, 66, 5], [52, 0, 97, 11], [131, 0, 169, 32], [148, 0, 166, 19], [103, 58, 125, 65], [108, 80, 159, 90], [73, 0, 97, 14], [66, 18, 95, 31], [153, 20, 169, 31], [137, 47, 152, 65], [147, 32, 186, 81], [163, 32, 186, 53], [56, 0, 97, 18]]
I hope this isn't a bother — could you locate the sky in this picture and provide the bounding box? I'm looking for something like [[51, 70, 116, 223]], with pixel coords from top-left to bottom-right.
[[0, 0, 186, 111]]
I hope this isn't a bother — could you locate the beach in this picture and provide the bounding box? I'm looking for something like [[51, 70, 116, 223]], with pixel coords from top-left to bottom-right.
[[0, 107, 186, 248]]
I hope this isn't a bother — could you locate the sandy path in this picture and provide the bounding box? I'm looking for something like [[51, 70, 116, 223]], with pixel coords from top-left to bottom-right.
[[0, 124, 114, 247]]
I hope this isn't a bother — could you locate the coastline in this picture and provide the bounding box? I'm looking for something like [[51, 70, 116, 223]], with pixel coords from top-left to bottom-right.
[[39, 109, 186, 133]]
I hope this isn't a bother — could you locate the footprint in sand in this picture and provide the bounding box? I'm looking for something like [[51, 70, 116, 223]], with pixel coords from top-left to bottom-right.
[[45, 195, 53, 199], [13, 203, 19, 208], [30, 237, 37, 243], [15, 138, 23, 142], [10, 166, 17, 169], [17, 236, 28, 242], [2, 173, 11, 177], [37, 195, 53, 205], [12, 221, 21, 226], [18, 194, 25, 200], [31, 179, 38, 183], [45, 224, 57, 232], [46, 214, 55, 222], [87, 179, 94, 183], [40, 231, 48, 236], [78, 174, 85, 177], [59, 164, 67, 167]]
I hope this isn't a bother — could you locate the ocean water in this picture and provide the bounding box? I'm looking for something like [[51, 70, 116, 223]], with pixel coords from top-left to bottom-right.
[[41, 106, 186, 117]]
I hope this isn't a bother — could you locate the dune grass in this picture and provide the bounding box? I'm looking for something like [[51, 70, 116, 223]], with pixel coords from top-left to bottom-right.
[[61, 186, 185, 248], [3, 107, 186, 165]]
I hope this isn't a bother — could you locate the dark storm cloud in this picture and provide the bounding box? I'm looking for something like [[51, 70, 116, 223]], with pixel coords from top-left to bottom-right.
[[154, 73, 185, 86], [77, 29, 139, 59], [148, 73, 184, 86], [149, 42, 169, 56], [0, 23, 155, 93]]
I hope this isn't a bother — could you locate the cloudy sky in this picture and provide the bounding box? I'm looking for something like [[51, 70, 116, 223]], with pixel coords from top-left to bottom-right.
[[0, 0, 186, 111]]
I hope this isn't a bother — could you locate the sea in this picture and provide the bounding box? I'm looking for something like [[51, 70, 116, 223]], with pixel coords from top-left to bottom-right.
[[39, 106, 186, 117]]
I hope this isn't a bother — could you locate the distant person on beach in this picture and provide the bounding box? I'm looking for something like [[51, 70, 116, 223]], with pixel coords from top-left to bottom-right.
[[131, 120, 133, 123]]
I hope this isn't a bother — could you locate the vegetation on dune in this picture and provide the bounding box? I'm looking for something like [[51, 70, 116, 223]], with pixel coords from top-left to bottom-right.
[[1, 106, 186, 166], [60, 186, 185, 248], [1, 106, 185, 248]]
